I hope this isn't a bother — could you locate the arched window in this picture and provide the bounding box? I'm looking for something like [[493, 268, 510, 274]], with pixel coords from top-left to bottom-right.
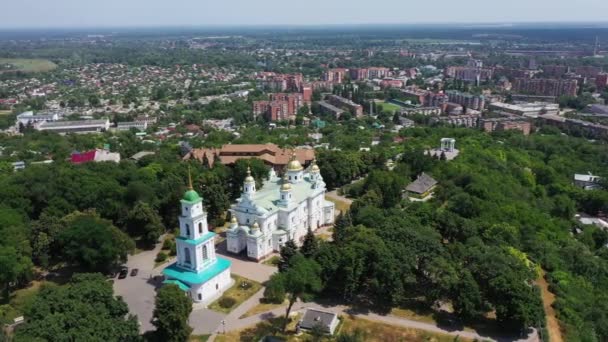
[[203, 245, 208, 260], [198, 222, 203, 234], [185, 224, 190, 236], [198, 293, 202, 300], [184, 247, 191, 265]]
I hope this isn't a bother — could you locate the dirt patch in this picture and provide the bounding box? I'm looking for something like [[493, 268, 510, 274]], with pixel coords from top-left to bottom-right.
[[538, 270, 563, 342]]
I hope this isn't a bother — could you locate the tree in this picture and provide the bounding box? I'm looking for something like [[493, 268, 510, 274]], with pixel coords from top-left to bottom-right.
[[59, 211, 134, 272], [0, 247, 32, 302], [15, 273, 139, 342], [301, 228, 319, 258], [278, 240, 299, 272], [152, 284, 193, 342], [333, 211, 352, 245], [265, 254, 322, 332], [126, 201, 165, 246]]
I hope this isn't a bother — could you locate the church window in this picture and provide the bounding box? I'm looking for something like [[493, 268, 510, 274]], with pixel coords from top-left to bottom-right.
[[184, 247, 191, 265], [216, 284, 219, 290], [198, 293, 202, 300], [185, 224, 190, 236], [203, 245, 208, 260], [198, 222, 203, 234]]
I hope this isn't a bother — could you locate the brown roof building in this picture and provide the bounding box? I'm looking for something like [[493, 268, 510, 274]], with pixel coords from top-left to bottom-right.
[[184, 143, 315, 169]]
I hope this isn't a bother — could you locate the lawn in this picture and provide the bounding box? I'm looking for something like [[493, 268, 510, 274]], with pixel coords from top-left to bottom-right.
[[0, 280, 57, 324], [0, 110, 11, 116], [390, 307, 437, 325], [208, 275, 262, 314], [0, 58, 57, 73], [188, 334, 210, 342], [376, 101, 403, 113], [239, 299, 287, 319], [340, 316, 473, 342], [261, 255, 280, 267], [324, 196, 351, 214], [215, 313, 302, 342]]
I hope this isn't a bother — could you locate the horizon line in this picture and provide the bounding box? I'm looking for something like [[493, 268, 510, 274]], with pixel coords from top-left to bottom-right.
[[2, 20, 608, 31]]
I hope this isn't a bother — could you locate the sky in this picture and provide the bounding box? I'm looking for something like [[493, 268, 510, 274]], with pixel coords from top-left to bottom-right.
[[2, 0, 608, 29]]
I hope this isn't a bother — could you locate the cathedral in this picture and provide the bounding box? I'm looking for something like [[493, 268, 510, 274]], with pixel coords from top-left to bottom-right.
[[227, 155, 335, 261], [162, 175, 232, 304]]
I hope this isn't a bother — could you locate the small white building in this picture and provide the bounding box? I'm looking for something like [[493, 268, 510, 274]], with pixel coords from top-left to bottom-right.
[[299, 308, 339, 335], [16, 111, 59, 126], [227, 156, 335, 261], [574, 173, 602, 190]]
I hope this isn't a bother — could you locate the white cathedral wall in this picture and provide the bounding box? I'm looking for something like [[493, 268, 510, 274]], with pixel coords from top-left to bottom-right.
[[190, 268, 232, 304]]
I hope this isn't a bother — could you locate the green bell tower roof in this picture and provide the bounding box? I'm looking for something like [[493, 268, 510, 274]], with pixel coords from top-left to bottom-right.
[[183, 189, 201, 202], [182, 166, 202, 203]]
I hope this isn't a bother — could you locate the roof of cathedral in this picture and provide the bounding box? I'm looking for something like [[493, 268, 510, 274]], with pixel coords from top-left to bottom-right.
[[236, 172, 327, 215]]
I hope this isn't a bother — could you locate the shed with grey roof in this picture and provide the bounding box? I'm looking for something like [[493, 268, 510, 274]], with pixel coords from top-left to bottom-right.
[[299, 308, 339, 335]]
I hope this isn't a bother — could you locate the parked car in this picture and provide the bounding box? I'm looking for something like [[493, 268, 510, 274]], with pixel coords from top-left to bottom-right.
[[130, 268, 139, 277], [118, 267, 129, 279]]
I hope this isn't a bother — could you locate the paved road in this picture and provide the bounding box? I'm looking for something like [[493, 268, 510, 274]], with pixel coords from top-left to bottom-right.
[[113, 237, 166, 333], [209, 299, 539, 342]]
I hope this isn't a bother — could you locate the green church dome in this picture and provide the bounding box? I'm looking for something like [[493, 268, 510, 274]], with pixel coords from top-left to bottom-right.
[[183, 189, 201, 202]]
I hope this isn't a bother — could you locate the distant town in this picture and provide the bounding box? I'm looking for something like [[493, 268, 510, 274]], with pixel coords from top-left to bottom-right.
[[1, 24, 607, 342]]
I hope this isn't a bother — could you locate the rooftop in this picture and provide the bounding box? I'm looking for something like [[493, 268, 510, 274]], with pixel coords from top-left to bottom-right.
[[162, 257, 231, 286], [406, 173, 438, 194]]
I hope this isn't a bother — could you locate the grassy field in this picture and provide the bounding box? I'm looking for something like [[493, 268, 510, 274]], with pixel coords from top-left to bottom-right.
[[208, 275, 262, 314], [188, 334, 210, 342], [376, 101, 403, 113], [0, 280, 57, 324], [239, 299, 287, 319], [0, 58, 57, 73], [215, 314, 302, 342], [261, 255, 280, 267], [340, 316, 473, 342]]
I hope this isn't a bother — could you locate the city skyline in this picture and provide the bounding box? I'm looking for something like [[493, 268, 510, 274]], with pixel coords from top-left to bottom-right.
[[2, 0, 608, 29]]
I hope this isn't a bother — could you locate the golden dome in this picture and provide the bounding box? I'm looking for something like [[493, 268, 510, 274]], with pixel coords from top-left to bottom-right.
[[286, 151, 303, 171], [280, 174, 292, 191], [244, 166, 255, 183], [311, 159, 320, 173], [252, 221, 259, 229], [231, 216, 237, 224]]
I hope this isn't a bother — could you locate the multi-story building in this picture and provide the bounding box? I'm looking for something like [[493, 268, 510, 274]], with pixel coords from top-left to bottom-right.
[[162, 178, 232, 304], [445, 90, 485, 111], [481, 117, 532, 135], [488, 102, 559, 118], [317, 101, 346, 119], [367, 67, 390, 79], [541, 65, 569, 78], [326, 94, 363, 117], [226, 158, 335, 261], [513, 78, 578, 97], [255, 72, 303, 92], [252, 93, 305, 121], [322, 68, 348, 83], [349, 68, 368, 81], [596, 73, 608, 90], [432, 114, 480, 128], [445, 66, 493, 83], [574, 66, 602, 78]]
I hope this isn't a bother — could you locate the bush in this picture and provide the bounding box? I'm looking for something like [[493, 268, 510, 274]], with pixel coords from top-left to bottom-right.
[[169, 243, 177, 256], [218, 296, 236, 309], [155, 252, 167, 263], [162, 239, 172, 250]]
